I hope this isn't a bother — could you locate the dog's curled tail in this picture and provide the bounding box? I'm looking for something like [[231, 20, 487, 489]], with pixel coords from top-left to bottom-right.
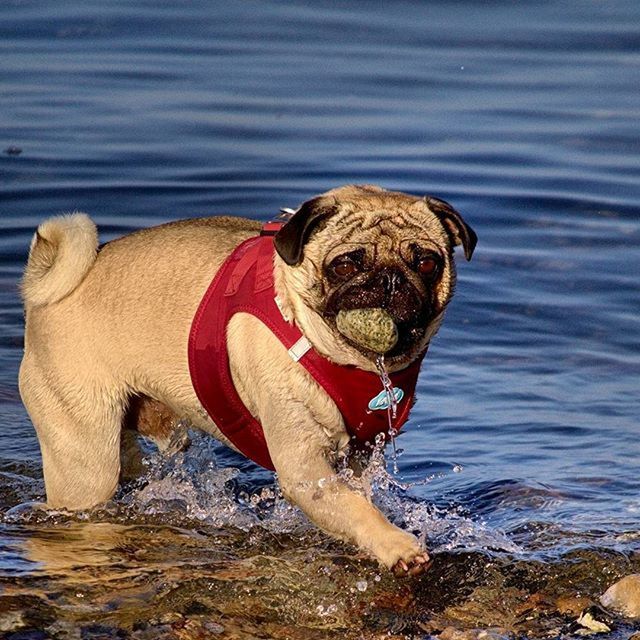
[[21, 213, 98, 307]]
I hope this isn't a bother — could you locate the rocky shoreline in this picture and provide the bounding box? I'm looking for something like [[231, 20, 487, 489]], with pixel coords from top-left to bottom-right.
[[1, 521, 639, 639]]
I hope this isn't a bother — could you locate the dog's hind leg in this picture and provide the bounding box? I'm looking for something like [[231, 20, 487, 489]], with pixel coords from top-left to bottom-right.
[[123, 395, 191, 457], [19, 361, 124, 510], [119, 395, 192, 483]]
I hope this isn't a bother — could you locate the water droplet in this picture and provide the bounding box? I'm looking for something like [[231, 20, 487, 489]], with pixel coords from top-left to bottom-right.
[[356, 579, 368, 592], [316, 603, 337, 617], [375, 355, 399, 420]]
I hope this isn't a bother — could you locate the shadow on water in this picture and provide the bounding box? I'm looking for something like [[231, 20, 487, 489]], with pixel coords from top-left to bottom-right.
[[1, 435, 638, 639]]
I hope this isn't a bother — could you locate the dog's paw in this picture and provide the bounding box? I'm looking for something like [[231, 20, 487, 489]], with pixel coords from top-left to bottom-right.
[[373, 528, 432, 577], [392, 551, 432, 577]]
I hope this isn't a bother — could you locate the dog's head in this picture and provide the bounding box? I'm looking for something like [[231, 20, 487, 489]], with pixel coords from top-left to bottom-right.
[[274, 185, 476, 369]]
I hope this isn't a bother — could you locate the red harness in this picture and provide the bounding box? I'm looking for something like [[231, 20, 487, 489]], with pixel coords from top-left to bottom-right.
[[188, 222, 425, 470]]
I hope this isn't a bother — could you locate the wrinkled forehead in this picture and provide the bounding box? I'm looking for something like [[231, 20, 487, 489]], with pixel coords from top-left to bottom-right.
[[323, 202, 449, 249]]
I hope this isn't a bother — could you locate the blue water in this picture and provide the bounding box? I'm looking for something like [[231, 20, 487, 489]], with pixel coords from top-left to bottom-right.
[[1, 1, 639, 636]]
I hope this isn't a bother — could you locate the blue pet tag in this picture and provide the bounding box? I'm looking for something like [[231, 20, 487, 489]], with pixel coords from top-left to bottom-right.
[[368, 387, 405, 411]]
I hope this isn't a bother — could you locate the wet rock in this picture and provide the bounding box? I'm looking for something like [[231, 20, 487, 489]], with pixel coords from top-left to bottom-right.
[[438, 585, 527, 630], [0, 610, 25, 632], [515, 592, 554, 619], [567, 605, 614, 635], [437, 626, 510, 640], [369, 584, 415, 612], [336, 307, 398, 353], [600, 574, 640, 618], [438, 627, 474, 640], [555, 595, 595, 617], [172, 618, 214, 640], [203, 621, 225, 634], [576, 610, 610, 633], [152, 612, 184, 625]]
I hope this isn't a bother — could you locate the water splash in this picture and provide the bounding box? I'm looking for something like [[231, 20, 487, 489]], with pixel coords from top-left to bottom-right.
[[120, 434, 308, 534], [353, 433, 521, 555], [1, 429, 521, 557], [122, 430, 518, 556]]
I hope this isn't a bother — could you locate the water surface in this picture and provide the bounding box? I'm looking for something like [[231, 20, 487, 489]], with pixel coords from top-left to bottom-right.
[[1, 1, 639, 638]]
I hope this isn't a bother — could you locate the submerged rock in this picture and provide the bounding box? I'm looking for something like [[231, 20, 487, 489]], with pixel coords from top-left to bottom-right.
[[436, 626, 510, 640], [555, 595, 594, 616], [562, 605, 614, 636], [600, 574, 640, 618]]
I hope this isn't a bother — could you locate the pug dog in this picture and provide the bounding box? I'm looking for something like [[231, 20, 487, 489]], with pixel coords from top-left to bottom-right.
[[19, 185, 476, 576]]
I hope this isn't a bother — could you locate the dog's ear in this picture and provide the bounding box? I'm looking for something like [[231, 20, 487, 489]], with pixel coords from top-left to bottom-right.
[[274, 196, 337, 266], [424, 196, 477, 261]]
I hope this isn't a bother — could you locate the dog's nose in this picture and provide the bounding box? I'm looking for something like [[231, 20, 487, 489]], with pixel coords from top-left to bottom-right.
[[378, 269, 406, 299], [372, 268, 423, 324]]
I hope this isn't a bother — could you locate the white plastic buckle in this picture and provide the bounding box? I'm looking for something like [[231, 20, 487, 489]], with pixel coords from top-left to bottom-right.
[[288, 336, 312, 362]]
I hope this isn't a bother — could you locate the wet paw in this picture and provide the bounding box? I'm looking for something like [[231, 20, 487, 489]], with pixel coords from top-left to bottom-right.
[[392, 551, 432, 577], [373, 528, 432, 577]]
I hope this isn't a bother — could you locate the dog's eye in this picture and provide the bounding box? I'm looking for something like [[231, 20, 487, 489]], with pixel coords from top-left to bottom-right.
[[332, 257, 359, 278], [417, 256, 439, 278], [327, 249, 366, 280], [409, 246, 441, 280]]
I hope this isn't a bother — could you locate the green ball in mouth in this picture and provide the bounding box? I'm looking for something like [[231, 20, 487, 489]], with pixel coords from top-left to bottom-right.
[[335, 307, 399, 354]]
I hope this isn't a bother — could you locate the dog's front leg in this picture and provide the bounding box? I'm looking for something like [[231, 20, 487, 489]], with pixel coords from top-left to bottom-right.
[[265, 409, 431, 576], [229, 314, 430, 575]]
